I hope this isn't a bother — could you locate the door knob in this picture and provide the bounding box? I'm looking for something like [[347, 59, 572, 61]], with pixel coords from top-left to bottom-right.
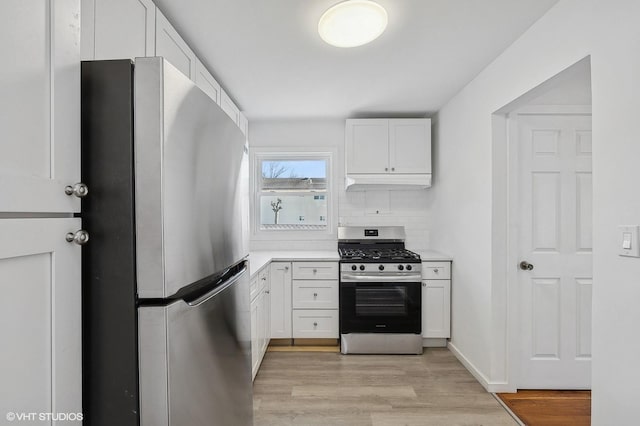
[[519, 261, 534, 271], [66, 230, 89, 245], [64, 182, 89, 198]]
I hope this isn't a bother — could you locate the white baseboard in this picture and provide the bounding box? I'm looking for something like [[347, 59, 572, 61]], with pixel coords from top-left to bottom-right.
[[447, 342, 513, 393]]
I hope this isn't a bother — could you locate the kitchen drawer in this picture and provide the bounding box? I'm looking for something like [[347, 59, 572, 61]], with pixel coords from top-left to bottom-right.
[[292, 262, 338, 280], [292, 280, 338, 309], [292, 310, 339, 338], [422, 262, 451, 280], [250, 277, 259, 301], [250, 268, 269, 301]]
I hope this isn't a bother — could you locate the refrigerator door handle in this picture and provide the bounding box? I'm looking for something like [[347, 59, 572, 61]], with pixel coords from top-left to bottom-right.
[[186, 266, 248, 307]]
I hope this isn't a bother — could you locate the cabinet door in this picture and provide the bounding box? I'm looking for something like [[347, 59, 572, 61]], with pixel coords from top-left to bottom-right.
[[238, 112, 249, 137], [389, 119, 431, 174], [0, 218, 82, 418], [0, 0, 80, 213], [269, 262, 292, 339], [261, 278, 271, 354], [250, 294, 259, 380], [422, 280, 451, 338], [82, 0, 155, 60], [194, 57, 221, 105], [345, 119, 389, 174], [220, 89, 240, 125], [155, 8, 196, 79]]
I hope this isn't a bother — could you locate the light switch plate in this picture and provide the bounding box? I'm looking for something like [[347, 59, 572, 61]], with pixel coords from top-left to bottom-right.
[[619, 225, 640, 257]]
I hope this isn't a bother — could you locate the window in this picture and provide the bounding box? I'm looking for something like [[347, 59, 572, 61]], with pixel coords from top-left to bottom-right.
[[255, 155, 330, 231]]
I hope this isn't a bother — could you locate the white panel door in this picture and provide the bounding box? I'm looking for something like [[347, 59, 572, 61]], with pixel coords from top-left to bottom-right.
[[251, 293, 260, 379], [220, 89, 240, 125], [269, 262, 292, 338], [345, 119, 389, 174], [517, 113, 592, 389], [0, 218, 82, 420], [0, 0, 80, 213], [389, 119, 431, 174], [155, 8, 196, 79], [194, 57, 221, 105], [83, 0, 156, 60], [422, 280, 451, 338]]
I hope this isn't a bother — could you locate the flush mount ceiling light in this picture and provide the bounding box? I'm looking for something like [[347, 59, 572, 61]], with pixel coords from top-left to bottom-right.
[[318, 0, 388, 48]]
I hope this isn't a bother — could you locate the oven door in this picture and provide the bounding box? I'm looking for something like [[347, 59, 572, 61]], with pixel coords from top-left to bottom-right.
[[339, 281, 421, 334]]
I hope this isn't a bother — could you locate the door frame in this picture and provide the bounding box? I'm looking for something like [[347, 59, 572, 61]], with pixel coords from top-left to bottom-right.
[[493, 105, 592, 392]]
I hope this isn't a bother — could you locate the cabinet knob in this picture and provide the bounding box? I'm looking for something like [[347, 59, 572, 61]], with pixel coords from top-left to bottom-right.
[[64, 182, 89, 198], [423, 282, 426, 287], [66, 230, 89, 245], [265, 290, 270, 294], [313, 268, 317, 273], [313, 292, 318, 298], [313, 322, 318, 327], [433, 268, 439, 273], [284, 266, 289, 271], [385, 167, 388, 171], [391, 167, 395, 171], [261, 277, 266, 281]]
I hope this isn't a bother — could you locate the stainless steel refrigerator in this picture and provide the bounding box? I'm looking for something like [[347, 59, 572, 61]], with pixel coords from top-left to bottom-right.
[[81, 57, 252, 426]]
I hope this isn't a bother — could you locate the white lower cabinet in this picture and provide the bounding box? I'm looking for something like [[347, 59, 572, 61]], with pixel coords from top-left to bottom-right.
[[292, 261, 339, 339], [292, 310, 339, 338], [0, 218, 82, 418], [269, 262, 292, 339], [251, 267, 270, 380], [421, 261, 452, 340]]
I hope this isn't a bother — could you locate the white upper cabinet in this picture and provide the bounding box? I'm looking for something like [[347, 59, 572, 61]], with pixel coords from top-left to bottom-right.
[[155, 8, 196, 79], [345, 118, 432, 189], [0, 0, 81, 213], [194, 57, 221, 105], [389, 119, 432, 174], [346, 118, 431, 175], [345, 119, 389, 173], [238, 112, 249, 137], [221, 88, 240, 125], [81, 0, 156, 60]]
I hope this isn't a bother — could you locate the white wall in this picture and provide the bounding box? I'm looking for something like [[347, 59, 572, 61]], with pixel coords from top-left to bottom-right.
[[430, 0, 640, 423], [249, 119, 434, 252]]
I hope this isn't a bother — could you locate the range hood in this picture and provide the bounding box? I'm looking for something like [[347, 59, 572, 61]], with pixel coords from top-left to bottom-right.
[[345, 174, 432, 190]]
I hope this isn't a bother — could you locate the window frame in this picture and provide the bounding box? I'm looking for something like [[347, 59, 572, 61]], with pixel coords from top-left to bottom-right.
[[250, 148, 336, 240]]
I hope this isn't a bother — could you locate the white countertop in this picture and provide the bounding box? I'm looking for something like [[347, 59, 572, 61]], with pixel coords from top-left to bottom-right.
[[412, 250, 453, 262], [248, 250, 340, 276]]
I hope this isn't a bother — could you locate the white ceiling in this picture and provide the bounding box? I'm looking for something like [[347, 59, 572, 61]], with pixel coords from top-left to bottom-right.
[[153, 0, 559, 120]]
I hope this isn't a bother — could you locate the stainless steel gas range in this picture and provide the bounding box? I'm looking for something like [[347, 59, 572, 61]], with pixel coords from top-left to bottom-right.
[[338, 226, 423, 354]]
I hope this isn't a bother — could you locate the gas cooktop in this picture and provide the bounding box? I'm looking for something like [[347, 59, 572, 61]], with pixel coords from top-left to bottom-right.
[[338, 247, 421, 263]]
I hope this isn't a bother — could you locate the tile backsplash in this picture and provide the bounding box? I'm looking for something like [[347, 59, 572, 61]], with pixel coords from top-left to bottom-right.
[[338, 189, 433, 251]]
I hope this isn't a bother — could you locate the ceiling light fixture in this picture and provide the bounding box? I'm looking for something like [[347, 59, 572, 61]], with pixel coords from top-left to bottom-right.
[[318, 0, 388, 48]]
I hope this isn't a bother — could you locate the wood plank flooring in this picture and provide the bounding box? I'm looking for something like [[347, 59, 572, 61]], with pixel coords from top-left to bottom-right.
[[253, 348, 517, 426], [497, 390, 591, 426]]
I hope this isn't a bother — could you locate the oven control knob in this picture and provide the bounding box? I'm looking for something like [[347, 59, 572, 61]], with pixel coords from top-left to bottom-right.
[[406, 265, 412, 271], [398, 265, 404, 271], [378, 265, 385, 271], [351, 265, 357, 271], [359, 265, 365, 271]]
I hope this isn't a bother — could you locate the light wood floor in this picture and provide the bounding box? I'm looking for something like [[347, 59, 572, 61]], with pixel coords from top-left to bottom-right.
[[253, 348, 517, 426], [497, 390, 591, 426]]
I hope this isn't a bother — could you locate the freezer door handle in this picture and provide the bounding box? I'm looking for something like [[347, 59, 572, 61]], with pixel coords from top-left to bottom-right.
[[186, 266, 248, 307]]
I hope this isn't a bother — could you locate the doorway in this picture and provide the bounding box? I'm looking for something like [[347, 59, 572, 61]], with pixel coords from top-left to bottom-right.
[[493, 58, 593, 390]]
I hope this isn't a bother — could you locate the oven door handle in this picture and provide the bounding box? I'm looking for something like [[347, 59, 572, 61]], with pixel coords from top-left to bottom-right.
[[340, 272, 422, 282]]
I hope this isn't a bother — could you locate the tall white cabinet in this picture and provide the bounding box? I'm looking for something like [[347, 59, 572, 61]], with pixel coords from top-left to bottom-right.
[[270, 262, 292, 338], [0, 0, 83, 420]]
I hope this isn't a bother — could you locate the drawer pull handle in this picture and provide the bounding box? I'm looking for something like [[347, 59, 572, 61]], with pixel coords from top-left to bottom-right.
[[433, 268, 439, 273], [313, 292, 318, 298], [313, 322, 318, 327]]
